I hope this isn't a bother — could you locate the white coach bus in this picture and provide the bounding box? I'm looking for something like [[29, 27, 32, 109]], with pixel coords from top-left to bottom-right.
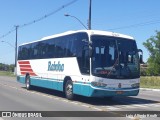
[[17, 30, 143, 100]]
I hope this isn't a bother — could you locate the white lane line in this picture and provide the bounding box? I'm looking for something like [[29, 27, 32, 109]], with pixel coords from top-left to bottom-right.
[[0, 83, 103, 111], [81, 104, 90, 108], [105, 106, 120, 110], [145, 103, 160, 107], [92, 107, 103, 111], [103, 103, 160, 111]]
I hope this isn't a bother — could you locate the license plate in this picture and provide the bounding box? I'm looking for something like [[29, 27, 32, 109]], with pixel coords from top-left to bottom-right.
[[116, 91, 124, 94]]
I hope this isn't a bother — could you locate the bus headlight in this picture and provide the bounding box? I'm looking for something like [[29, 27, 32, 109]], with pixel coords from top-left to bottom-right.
[[91, 82, 107, 87], [131, 83, 140, 88]]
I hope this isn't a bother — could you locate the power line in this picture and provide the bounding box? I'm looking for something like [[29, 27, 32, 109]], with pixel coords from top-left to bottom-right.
[[108, 19, 160, 30], [0, 27, 16, 40], [19, 0, 78, 28], [0, 0, 78, 40]]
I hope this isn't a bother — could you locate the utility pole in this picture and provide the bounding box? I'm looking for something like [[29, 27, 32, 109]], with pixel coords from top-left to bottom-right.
[[15, 25, 19, 74], [88, 0, 92, 30]]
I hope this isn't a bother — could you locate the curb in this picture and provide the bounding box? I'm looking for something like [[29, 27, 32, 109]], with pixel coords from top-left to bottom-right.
[[140, 88, 160, 92]]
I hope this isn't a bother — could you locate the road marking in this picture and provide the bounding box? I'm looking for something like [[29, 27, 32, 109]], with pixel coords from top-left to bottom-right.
[[1, 82, 160, 112], [0, 83, 103, 111], [145, 103, 160, 108], [101, 102, 160, 111], [104, 106, 120, 110], [81, 104, 90, 108], [92, 107, 103, 111], [70, 101, 78, 105]]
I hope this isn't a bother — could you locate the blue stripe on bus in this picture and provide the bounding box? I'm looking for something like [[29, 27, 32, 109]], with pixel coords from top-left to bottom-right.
[[17, 76, 139, 97], [17, 76, 64, 91], [17, 76, 25, 84]]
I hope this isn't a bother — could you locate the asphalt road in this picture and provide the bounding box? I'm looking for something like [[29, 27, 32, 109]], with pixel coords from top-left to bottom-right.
[[0, 76, 160, 120]]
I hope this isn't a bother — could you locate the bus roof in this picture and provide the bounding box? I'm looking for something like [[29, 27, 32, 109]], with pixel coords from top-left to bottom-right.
[[20, 30, 134, 46]]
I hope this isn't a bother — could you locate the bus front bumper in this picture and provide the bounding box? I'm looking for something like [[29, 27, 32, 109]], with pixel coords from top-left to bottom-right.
[[88, 87, 139, 97]]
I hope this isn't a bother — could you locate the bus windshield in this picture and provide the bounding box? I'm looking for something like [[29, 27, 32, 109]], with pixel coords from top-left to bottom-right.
[[91, 35, 140, 79]]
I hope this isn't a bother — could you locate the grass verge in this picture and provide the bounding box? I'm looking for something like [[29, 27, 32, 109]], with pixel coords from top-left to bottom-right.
[[140, 76, 160, 89], [0, 71, 15, 77]]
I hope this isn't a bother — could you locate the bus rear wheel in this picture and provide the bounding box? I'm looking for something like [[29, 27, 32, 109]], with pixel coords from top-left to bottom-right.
[[65, 80, 74, 100], [25, 75, 32, 90]]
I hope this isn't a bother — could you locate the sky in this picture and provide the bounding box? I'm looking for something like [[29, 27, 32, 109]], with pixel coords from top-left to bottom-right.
[[0, 0, 160, 64]]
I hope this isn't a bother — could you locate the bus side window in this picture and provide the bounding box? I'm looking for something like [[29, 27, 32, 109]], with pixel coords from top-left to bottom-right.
[[32, 43, 38, 59]]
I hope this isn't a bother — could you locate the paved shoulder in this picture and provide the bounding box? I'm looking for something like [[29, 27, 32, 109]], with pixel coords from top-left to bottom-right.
[[140, 88, 160, 91]]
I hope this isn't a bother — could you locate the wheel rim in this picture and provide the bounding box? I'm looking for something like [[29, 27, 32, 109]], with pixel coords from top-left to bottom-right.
[[26, 78, 30, 89], [66, 83, 72, 96]]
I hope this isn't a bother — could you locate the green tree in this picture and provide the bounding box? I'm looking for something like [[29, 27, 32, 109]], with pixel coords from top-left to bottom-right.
[[0, 63, 3, 70], [143, 31, 160, 76], [9, 64, 14, 72]]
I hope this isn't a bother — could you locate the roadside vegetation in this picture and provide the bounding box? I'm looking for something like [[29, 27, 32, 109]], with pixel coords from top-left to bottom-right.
[[143, 31, 160, 76], [0, 63, 15, 77], [0, 71, 15, 77], [140, 31, 160, 89], [140, 76, 160, 89]]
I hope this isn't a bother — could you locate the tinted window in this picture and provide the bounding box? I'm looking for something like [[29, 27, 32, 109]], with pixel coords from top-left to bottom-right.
[[91, 35, 139, 79], [17, 32, 90, 74]]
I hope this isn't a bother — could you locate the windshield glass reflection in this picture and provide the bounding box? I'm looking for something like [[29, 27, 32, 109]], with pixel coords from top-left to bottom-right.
[[91, 35, 140, 79]]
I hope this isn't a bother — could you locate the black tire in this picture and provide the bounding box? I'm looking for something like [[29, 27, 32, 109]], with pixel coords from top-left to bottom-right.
[[65, 80, 74, 100], [25, 75, 32, 90]]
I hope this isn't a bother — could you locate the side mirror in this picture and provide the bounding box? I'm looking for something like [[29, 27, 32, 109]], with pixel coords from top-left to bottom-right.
[[138, 49, 143, 53], [138, 49, 143, 63], [139, 54, 143, 63]]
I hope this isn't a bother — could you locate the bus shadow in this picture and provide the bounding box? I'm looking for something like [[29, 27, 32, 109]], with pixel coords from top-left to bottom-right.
[[21, 86, 159, 107], [74, 95, 160, 106], [22, 86, 65, 98]]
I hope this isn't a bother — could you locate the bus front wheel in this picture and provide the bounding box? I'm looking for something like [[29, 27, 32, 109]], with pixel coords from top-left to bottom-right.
[[65, 80, 74, 100]]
